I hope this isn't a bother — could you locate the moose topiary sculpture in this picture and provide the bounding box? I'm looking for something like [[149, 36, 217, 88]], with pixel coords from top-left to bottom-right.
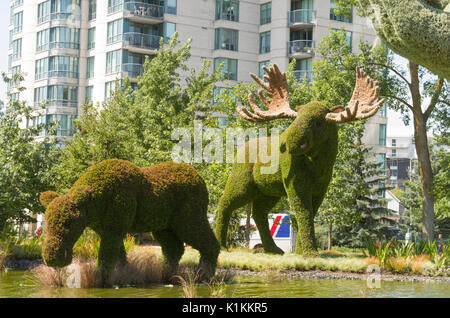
[[40, 159, 220, 284], [215, 64, 385, 255]]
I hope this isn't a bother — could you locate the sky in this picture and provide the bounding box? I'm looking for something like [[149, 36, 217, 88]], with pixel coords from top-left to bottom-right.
[[0, 1, 414, 137]]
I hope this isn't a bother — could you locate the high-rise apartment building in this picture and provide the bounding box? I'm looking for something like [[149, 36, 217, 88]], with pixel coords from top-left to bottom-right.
[[7, 0, 387, 175]]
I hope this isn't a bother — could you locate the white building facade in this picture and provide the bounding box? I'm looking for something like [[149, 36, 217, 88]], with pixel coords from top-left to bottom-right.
[[8, 0, 387, 169]]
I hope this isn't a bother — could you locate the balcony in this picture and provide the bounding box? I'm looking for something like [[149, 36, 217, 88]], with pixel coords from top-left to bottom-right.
[[293, 70, 313, 82], [123, 2, 164, 24], [123, 33, 161, 53], [287, 40, 315, 58], [288, 9, 316, 28], [122, 63, 143, 79]]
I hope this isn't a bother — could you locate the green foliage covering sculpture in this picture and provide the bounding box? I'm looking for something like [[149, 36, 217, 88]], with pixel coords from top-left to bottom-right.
[[40, 159, 220, 283], [215, 65, 385, 255], [342, 0, 450, 79]]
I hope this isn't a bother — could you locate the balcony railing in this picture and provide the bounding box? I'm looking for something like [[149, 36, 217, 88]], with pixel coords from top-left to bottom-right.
[[34, 100, 78, 109], [293, 70, 313, 82], [123, 32, 162, 50], [122, 63, 143, 78], [37, 41, 80, 52], [124, 2, 164, 20], [35, 71, 79, 81], [288, 9, 316, 26], [287, 40, 315, 57]]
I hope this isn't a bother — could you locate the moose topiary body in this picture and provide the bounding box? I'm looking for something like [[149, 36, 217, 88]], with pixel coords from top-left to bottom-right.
[[41, 159, 220, 283], [215, 65, 385, 255]]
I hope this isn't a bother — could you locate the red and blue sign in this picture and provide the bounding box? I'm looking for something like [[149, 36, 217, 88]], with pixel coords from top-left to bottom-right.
[[270, 215, 291, 238]]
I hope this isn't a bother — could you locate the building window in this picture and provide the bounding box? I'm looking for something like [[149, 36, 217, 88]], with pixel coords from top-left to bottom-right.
[[216, 0, 239, 22], [392, 149, 397, 157], [212, 86, 234, 106], [378, 153, 386, 170], [11, 38, 22, 60], [86, 57, 95, 79], [260, 2, 271, 25], [259, 31, 271, 54], [379, 123, 386, 146], [379, 104, 387, 117], [105, 81, 119, 100], [107, 19, 124, 44], [35, 56, 79, 80], [89, 0, 96, 20], [165, 0, 177, 14], [331, 28, 352, 48], [259, 61, 270, 78], [12, 11, 23, 34], [214, 58, 238, 81], [33, 114, 77, 137], [391, 139, 396, 147], [85, 86, 93, 102], [108, 0, 123, 13], [88, 28, 96, 49], [37, 0, 81, 24], [37, 27, 80, 51], [294, 58, 313, 82], [106, 49, 123, 74], [330, 0, 353, 23], [214, 28, 239, 51], [163, 22, 176, 43], [34, 85, 78, 108]]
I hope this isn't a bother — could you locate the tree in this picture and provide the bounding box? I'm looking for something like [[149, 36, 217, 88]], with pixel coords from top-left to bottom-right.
[[0, 73, 60, 231], [335, 0, 449, 241]]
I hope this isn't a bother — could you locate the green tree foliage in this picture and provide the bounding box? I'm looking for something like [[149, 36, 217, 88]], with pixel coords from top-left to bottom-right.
[[0, 74, 60, 230]]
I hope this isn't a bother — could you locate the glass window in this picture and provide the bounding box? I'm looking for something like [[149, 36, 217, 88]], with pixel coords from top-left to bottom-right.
[[38, 1, 50, 23], [214, 58, 238, 81], [214, 28, 239, 51], [260, 2, 271, 25], [108, 0, 124, 14], [379, 123, 386, 146], [35, 56, 79, 80], [379, 104, 386, 117], [49, 27, 80, 49], [106, 49, 123, 74], [212, 86, 235, 106], [392, 139, 396, 147], [330, 0, 353, 23], [89, 0, 96, 20], [12, 38, 22, 60], [378, 153, 386, 169], [86, 57, 95, 79], [88, 27, 96, 49], [331, 28, 352, 49], [33, 114, 76, 136], [13, 11, 23, 34], [105, 80, 119, 99], [216, 0, 239, 22], [163, 22, 176, 43], [392, 149, 397, 157], [259, 61, 270, 79], [107, 19, 123, 44], [166, 0, 177, 14], [85, 86, 93, 102], [259, 31, 270, 54]]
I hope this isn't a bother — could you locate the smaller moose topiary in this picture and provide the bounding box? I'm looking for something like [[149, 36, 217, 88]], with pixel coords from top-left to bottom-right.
[[40, 159, 220, 284]]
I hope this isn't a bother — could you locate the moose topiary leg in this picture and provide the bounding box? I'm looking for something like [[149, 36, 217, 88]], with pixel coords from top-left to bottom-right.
[[97, 234, 127, 285], [251, 195, 283, 254], [152, 229, 185, 280]]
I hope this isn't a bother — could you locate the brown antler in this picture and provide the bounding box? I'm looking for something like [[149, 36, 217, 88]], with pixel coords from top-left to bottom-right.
[[325, 67, 386, 123], [237, 64, 298, 122]]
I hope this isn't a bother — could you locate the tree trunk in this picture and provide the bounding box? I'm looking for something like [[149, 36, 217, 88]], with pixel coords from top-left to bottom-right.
[[327, 222, 333, 251], [409, 61, 435, 241], [245, 203, 252, 248]]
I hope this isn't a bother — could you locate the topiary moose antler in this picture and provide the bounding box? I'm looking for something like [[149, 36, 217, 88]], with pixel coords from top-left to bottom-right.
[[325, 67, 386, 123], [237, 64, 297, 122]]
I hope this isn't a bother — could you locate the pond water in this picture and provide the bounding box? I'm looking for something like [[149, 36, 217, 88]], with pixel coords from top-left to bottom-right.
[[0, 270, 449, 298]]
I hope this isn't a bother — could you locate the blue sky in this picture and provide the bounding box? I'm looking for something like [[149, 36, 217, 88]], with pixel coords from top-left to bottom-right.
[[0, 1, 413, 136]]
